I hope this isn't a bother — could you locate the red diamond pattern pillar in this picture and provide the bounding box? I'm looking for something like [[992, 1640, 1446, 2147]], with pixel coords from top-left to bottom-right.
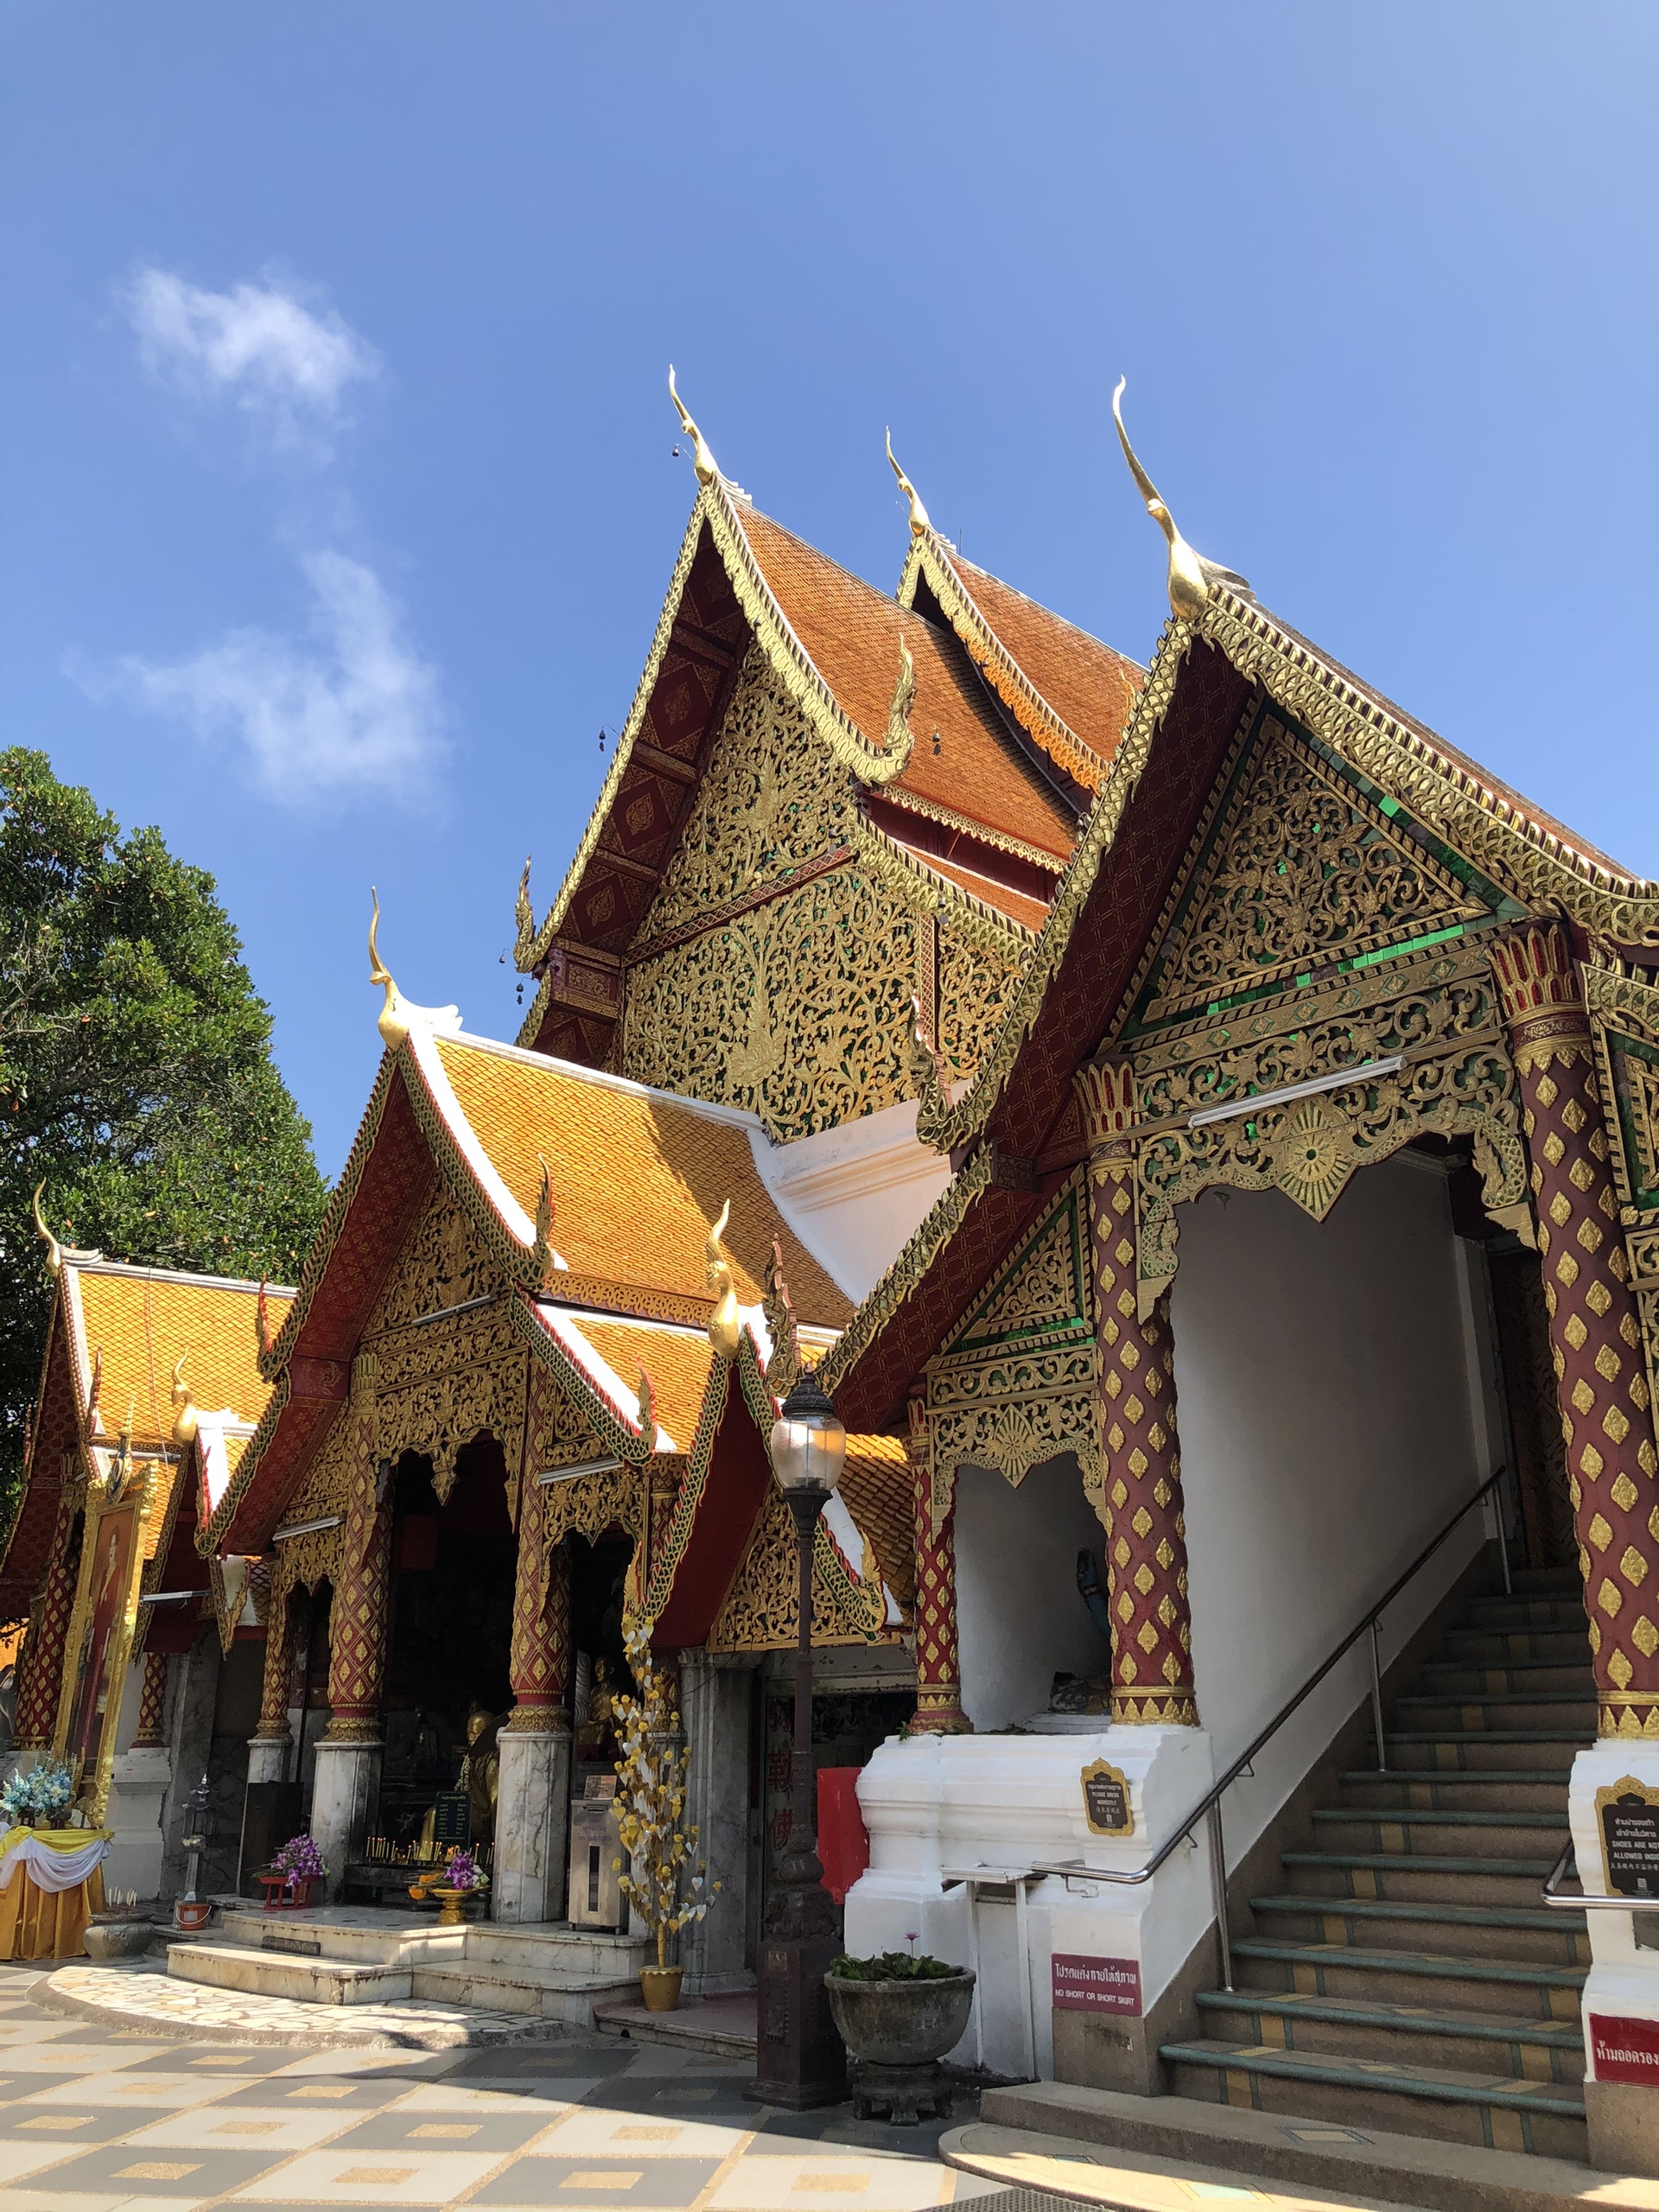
[[1492, 925, 1659, 1736], [506, 1378, 571, 1732], [133, 1649, 168, 1747], [16, 1511, 81, 1750], [908, 1389, 969, 1733], [1077, 1055, 1198, 1726], [326, 1355, 391, 1741]]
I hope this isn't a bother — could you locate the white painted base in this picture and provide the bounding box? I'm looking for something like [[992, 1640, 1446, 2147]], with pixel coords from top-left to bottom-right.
[[1569, 1738, 1659, 2167], [847, 1725, 1216, 2081], [105, 1746, 170, 1900], [309, 1738, 381, 1901], [493, 1727, 571, 1924], [245, 1737, 290, 1788]]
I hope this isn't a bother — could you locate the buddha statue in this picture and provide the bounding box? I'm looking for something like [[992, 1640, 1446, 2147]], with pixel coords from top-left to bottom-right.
[[457, 1702, 500, 1845]]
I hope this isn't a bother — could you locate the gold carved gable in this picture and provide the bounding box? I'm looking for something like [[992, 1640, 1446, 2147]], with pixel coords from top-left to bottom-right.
[[1141, 712, 1489, 1028], [923, 1174, 1102, 1536], [705, 1486, 887, 1652]]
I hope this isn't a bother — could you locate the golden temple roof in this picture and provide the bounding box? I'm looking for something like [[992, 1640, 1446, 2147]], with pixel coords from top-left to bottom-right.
[[66, 1260, 292, 1455]]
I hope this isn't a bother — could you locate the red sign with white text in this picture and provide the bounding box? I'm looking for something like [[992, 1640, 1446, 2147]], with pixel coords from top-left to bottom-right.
[[1052, 1953, 1141, 2016], [1591, 2013, 1659, 2085]]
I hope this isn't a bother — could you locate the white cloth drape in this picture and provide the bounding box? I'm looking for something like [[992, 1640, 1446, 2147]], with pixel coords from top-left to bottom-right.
[[0, 1834, 110, 1893]]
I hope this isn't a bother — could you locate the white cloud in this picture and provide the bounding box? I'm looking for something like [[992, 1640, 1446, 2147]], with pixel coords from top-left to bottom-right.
[[116, 551, 445, 807], [125, 267, 378, 451]]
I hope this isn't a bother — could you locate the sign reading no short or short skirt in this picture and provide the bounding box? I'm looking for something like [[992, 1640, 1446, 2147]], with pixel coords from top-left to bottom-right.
[[1052, 1953, 1141, 2016], [1591, 2013, 1659, 2086]]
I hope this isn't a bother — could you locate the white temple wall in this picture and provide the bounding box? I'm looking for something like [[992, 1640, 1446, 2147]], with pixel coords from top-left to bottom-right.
[[1173, 1154, 1502, 1871], [956, 1454, 1112, 1732], [750, 1096, 952, 1301]]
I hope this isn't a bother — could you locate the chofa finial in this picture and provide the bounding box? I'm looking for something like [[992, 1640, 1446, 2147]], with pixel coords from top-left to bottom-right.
[[30, 1183, 61, 1279], [886, 429, 931, 537], [368, 887, 410, 1050], [170, 1357, 198, 1446], [668, 366, 720, 487], [705, 1199, 741, 1361], [1111, 377, 1252, 623]]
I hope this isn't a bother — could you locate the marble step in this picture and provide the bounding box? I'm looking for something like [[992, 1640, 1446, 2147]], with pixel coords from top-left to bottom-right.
[[410, 1961, 640, 2025], [1193, 1988, 1585, 2084], [215, 1906, 645, 1982], [1249, 1893, 1588, 1968], [1229, 1936, 1584, 2022], [1337, 1768, 1572, 1815], [168, 1941, 412, 2007], [1160, 2037, 1587, 2163]]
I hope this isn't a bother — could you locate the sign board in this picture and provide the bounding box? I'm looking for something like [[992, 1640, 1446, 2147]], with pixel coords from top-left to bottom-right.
[[1597, 1777, 1659, 1897], [1590, 2012, 1659, 2086], [431, 1790, 472, 1847], [1080, 1758, 1134, 1837], [1052, 1952, 1141, 2015]]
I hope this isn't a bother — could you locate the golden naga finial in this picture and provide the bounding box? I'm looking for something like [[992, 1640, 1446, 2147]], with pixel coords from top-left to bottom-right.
[[886, 429, 931, 537], [513, 856, 535, 966], [1111, 377, 1252, 623], [884, 638, 917, 762], [636, 1363, 657, 1442], [108, 1400, 135, 1501], [668, 365, 719, 487], [368, 887, 410, 1050], [762, 1237, 799, 1398], [170, 1357, 199, 1447], [86, 1344, 104, 1434], [531, 1154, 566, 1283], [705, 1199, 741, 1360], [255, 1278, 272, 1363], [31, 1183, 61, 1279]]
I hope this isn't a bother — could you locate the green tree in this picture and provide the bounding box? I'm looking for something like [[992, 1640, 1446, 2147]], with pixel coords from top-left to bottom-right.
[[0, 747, 327, 1516]]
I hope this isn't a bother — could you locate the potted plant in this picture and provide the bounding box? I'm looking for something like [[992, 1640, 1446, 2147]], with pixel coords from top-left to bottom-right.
[[258, 1832, 327, 1912], [824, 1949, 976, 2124], [0, 1758, 74, 1831], [426, 1845, 489, 1928], [611, 1615, 715, 2012]]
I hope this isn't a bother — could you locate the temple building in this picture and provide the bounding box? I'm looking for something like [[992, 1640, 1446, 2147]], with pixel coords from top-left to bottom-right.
[[6, 379, 1659, 2179]]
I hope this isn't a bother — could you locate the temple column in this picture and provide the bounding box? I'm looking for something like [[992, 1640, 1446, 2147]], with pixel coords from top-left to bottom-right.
[[16, 1511, 81, 1753], [1077, 1055, 1197, 1726], [313, 1356, 388, 1898], [133, 1651, 168, 1748], [246, 1573, 296, 1788], [494, 1373, 574, 1923], [907, 1389, 970, 1733], [1492, 928, 1659, 1729]]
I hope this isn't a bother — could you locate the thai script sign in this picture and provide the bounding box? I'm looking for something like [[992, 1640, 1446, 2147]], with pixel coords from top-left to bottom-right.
[[1052, 1952, 1141, 2015]]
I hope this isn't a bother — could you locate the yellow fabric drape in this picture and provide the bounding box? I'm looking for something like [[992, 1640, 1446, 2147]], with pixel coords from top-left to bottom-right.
[[0, 1827, 113, 1961]]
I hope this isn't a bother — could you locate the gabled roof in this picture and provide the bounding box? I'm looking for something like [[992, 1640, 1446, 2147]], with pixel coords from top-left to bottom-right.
[[825, 575, 1659, 1433], [0, 1256, 290, 1620], [211, 1020, 852, 1553], [513, 474, 1135, 1062]]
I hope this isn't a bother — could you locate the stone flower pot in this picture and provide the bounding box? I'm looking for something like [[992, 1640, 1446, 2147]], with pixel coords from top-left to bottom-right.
[[85, 1916, 154, 1962], [823, 1969, 975, 2124]]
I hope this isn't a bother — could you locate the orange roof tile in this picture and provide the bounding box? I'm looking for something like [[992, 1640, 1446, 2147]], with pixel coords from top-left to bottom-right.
[[425, 1033, 852, 1325], [554, 1313, 719, 1452], [838, 1434, 913, 1609], [69, 1263, 290, 1455], [952, 558, 1142, 767], [908, 851, 1052, 934], [739, 508, 1080, 862]]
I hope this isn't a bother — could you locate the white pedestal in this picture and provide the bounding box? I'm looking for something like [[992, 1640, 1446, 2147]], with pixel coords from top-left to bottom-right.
[[309, 1737, 381, 1901], [847, 1724, 1215, 2084], [493, 1726, 571, 1924], [245, 1738, 290, 1789], [105, 1747, 171, 1900], [1570, 1741, 1659, 2174]]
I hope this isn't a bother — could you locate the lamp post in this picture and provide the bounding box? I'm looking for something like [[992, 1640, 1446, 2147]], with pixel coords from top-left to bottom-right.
[[747, 1366, 849, 2109]]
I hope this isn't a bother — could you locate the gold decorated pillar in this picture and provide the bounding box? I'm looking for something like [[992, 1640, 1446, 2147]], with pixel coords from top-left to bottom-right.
[[1077, 1055, 1198, 1726], [908, 1389, 970, 1733], [16, 1511, 81, 1751], [133, 1649, 168, 1749], [1491, 925, 1659, 1735], [495, 1366, 575, 1923], [324, 1355, 391, 1739]]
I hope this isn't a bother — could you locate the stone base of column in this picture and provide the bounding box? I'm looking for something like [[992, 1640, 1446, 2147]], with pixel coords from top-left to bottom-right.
[[245, 1736, 291, 1788], [310, 1737, 382, 1901], [909, 1686, 972, 1736], [493, 1724, 572, 1925], [105, 1747, 171, 1901], [681, 1656, 757, 1994]]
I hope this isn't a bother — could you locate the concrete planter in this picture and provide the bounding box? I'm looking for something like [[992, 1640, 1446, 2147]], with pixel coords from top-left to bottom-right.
[[823, 1970, 976, 2124], [85, 1917, 156, 1962]]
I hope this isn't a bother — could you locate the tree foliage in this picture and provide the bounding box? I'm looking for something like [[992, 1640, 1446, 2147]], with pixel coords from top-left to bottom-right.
[[0, 747, 327, 1514]]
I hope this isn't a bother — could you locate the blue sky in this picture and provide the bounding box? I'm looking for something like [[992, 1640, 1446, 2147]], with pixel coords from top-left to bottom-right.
[[3, 4, 1655, 1179]]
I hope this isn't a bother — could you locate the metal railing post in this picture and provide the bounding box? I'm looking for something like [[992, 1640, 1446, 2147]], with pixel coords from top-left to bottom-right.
[[1370, 1618, 1388, 1773], [1496, 1493, 1513, 1597], [1206, 1800, 1233, 1992]]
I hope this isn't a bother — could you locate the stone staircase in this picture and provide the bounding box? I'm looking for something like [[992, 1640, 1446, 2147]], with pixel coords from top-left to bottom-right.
[[1160, 1566, 1593, 2160], [168, 1904, 646, 2026]]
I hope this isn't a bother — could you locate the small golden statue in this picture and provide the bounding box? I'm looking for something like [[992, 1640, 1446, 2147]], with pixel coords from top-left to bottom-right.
[[458, 1703, 500, 1845]]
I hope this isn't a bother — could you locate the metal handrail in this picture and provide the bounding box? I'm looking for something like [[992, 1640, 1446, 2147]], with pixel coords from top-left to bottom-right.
[[1543, 1840, 1656, 1912], [1033, 1465, 1513, 1991]]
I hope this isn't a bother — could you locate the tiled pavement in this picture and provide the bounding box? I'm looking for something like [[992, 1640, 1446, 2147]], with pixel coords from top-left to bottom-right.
[[0, 1967, 1001, 2212]]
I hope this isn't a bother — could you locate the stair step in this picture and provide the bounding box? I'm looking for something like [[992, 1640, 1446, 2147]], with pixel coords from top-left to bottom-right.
[[1194, 1989, 1584, 2082], [1507, 1568, 1584, 1593], [1312, 1809, 1568, 1859], [1460, 1598, 1588, 1630], [168, 1942, 412, 2007], [1439, 1628, 1590, 1664], [1418, 1662, 1593, 1694], [1391, 1694, 1597, 1729], [1280, 1851, 1559, 1909], [1230, 1936, 1584, 2020], [1367, 1732, 1592, 1771], [1338, 1770, 1572, 1817], [1160, 2037, 1586, 2159], [410, 1962, 639, 2026], [1249, 1893, 1587, 1967]]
